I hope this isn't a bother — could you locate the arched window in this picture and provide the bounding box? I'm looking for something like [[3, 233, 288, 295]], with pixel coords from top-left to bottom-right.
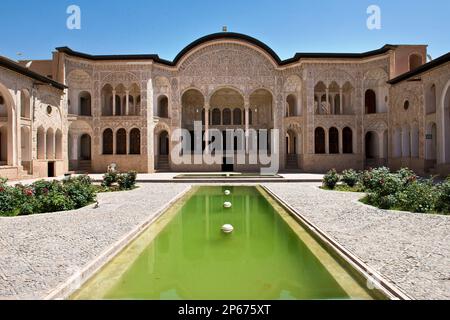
[[157, 96, 169, 118], [46, 128, 55, 160], [79, 91, 91, 116], [248, 109, 253, 125], [37, 127, 46, 160], [426, 84, 437, 114], [212, 108, 221, 125], [55, 129, 62, 159], [135, 96, 141, 116], [409, 54, 423, 71], [223, 109, 231, 125], [233, 109, 242, 125], [343, 127, 353, 154], [329, 127, 339, 154], [129, 129, 141, 155], [116, 129, 127, 155], [102, 129, 113, 155], [286, 95, 297, 117], [315, 128, 325, 154], [101, 84, 113, 116], [365, 89, 377, 114], [21, 90, 31, 118]]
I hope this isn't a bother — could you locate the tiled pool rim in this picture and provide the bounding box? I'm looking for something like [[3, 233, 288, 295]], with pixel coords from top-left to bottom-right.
[[45, 184, 412, 300]]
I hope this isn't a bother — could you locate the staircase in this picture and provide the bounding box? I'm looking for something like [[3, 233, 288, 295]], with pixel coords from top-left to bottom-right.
[[157, 155, 170, 172], [77, 160, 92, 173], [286, 154, 299, 170]]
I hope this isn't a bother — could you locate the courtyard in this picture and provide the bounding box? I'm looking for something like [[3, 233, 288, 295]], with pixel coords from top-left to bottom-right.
[[0, 178, 448, 300]]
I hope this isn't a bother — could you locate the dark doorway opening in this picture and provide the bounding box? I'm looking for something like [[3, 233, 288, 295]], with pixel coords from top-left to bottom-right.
[[48, 162, 55, 178]]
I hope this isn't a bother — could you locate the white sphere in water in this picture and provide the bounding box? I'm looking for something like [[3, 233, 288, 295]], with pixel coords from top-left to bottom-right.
[[223, 201, 232, 208], [222, 224, 234, 234], [224, 190, 231, 196]]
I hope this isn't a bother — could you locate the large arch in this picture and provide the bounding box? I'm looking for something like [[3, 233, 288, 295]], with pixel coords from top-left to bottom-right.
[[20, 89, 31, 119], [249, 88, 273, 128], [365, 89, 377, 114], [157, 95, 169, 118], [365, 131, 379, 159], [0, 84, 16, 166], [343, 127, 353, 154], [46, 128, 55, 160], [101, 84, 113, 116]]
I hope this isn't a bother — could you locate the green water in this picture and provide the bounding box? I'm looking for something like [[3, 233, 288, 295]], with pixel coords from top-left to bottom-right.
[[79, 186, 371, 300]]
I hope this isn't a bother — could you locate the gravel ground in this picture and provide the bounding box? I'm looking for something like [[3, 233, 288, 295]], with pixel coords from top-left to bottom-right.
[[0, 183, 190, 299], [264, 183, 450, 300]]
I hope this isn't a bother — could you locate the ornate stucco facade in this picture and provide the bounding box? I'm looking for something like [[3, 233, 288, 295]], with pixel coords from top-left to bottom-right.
[[1, 32, 450, 179]]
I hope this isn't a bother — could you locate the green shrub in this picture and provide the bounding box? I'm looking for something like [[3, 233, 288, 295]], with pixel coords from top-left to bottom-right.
[[360, 167, 391, 192], [37, 191, 75, 213], [0, 185, 22, 216], [435, 178, 450, 214], [341, 169, 359, 187], [395, 179, 438, 213], [117, 171, 137, 190], [102, 172, 118, 187], [63, 175, 96, 209], [323, 169, 340, 190]]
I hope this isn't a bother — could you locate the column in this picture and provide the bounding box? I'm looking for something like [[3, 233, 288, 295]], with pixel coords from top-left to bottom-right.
[[113, 130, 117, 155], [112, 90, 116, 116], [325, 87, 329, 114], [339, 129, 343, 154], [331, 94, 335, 115], [339, 88, 343, 115], [325, 129, 329, 154], [244, 97, 250, 152], [204, 102, 210, 152], [125, 90, 130, 116], [71, 135, 78, 160]]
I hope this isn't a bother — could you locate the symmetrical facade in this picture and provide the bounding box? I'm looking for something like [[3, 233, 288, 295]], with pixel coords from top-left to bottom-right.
[[1, 32, 450, 179]]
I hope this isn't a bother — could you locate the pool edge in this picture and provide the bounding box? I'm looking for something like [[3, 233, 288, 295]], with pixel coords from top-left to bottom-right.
[[44, 185, 194, 301], [261, 185, 413, 301]]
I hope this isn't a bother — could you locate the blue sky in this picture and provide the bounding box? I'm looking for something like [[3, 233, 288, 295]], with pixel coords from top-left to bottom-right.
[[1, 0, 449, 61]]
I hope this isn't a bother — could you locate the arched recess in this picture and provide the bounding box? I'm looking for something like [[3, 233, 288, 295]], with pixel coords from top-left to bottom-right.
[[365, 89, 377, 114], [116, 129, 127, 155], [55, 129, 63, 159], [426, 122, 437, 163], [80, 134, 92, 160], [411, 125, 419, 158], [329, 127, 339, 154], [20, 126, 31, 170], [314, 82, 327, 115], [249, 89, 273, 128], [315, 127, 326, 154], [115, 84, 126, 116], [343, 127, 353, 154], [0, 86, 15, 166], [223, 108, 232, 125], [79, 91, 92, 116], [101, 84, 113, 116], [402, 126, 411, 158], [102, 129, 113, 155], [129, 128, 141, 155], [393, 127, 402, 158], [129, 83, 140, 116], [286, 94, 297, 117], [157, 95, 169, 118], [21, 89, 31, 119], [46, 128, 55, 160], [37, 126, 46, 160], [158, 131, 169, 156], [341, 82, 354, 115], [443, 82, 450, 163], [409, 54, 423, 71], [233, 109, 242, 125], [212, 109, 221, 125], [425, 84, 437, 115], [365, 131, 379, 159], [286, 130, 298, 155], [182, 89, 204, 130]]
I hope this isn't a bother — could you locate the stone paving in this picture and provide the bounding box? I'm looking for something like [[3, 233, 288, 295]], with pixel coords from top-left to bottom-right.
[[0, 182, 449, 300], [0, 183, 190, 299], [264, 183, 450, 300]]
